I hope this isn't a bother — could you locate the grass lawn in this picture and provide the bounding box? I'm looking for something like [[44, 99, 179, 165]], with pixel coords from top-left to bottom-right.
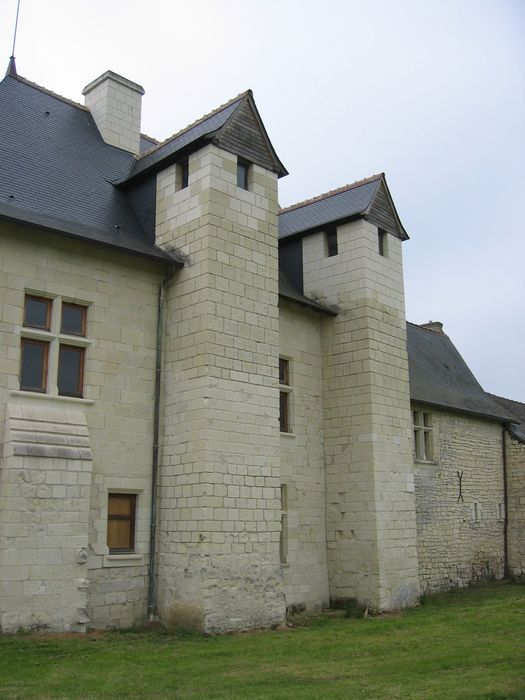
[[0, 582, 524, 699]]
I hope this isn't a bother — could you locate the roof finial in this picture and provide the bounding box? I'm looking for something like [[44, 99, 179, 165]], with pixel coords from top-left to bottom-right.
[[6, 0, 21, 78]]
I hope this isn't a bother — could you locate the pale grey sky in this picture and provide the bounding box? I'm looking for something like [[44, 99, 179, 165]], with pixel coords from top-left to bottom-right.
[[1, 0, 524, 400]]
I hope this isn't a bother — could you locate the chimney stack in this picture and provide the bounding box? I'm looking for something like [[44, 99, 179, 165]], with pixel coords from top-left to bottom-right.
[[82, 70, 144, 155], [420, 321, 444, 334]]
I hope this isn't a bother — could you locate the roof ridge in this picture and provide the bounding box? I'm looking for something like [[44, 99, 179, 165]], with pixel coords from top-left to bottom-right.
[[407, 321, 449, 336], [140, 132, 159, 145], [279, 173, 384, 214], [136, 90, 251, 161], [488, 393, 525, 409], [13, 74, 89, 111]]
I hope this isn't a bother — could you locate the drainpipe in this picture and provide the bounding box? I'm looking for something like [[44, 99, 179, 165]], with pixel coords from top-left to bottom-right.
[[148, 279, 166, 620], [501, 426, 509, 579]]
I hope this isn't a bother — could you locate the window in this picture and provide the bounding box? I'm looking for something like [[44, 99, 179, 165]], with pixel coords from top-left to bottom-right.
[[237, 159, 250, 190], [20, 339, 48, 392], [24, 295, 51, 330], [378, 228, 388, 257], [413, 410, 433, 460], [179, 157, 189, 189], [19, 293, 88, 397], [325, 228, 338, 257], [279, 358, 291, 433], [107, 493, 137, 553], [280, 484, 288, 564]]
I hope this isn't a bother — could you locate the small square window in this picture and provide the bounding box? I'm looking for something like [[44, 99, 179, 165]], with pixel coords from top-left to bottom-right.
[[61, 303, 86, 336], [20, 338, 49, 392], [237, 160, 249, 190], [179, 158, 189, 189], [58, 345, 85, 397], [107, 493, 137, 553], [378, 229, 388, 257], [24, 295, 51, 330], [325, 228, 338, 257], [413, 410, 433, 461]]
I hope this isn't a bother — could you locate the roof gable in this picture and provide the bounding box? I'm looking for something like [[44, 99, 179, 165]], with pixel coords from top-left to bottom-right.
[[366, 179, 408, 240], [123, 91, 286, 183], [215, 94, 287, 176]]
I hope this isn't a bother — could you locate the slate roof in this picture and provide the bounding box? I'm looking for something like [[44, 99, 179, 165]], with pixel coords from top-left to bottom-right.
[[0, 74, 176, 264], [121, 91, 287, 183], [279, 270, 337, 316], [407, 322, 514, 422], [488, 394, 525, 443], [279, 175, 383, 239]]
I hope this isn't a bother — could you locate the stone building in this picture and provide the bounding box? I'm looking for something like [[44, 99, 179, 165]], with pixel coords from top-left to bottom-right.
[[0, 61, 523, 633]]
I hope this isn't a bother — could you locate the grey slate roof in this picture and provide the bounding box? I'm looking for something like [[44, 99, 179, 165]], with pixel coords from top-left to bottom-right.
[[0, 75, 176, 264], [407, 322, 514, 422], [279, 270, 337, 316], [279, 176, 381, 239], [488, 394, 525, 443]]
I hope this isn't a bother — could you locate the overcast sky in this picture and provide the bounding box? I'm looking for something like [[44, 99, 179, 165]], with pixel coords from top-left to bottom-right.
[[1, 0, 524, 400]]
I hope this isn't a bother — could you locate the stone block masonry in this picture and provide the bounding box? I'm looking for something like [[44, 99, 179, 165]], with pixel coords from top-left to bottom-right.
[[505, 431, 525, 579], [155, 145, 286, 632], [414, 409, 505, 592]]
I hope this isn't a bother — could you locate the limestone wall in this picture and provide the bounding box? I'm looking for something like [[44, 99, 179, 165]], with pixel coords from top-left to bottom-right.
[[279, 301, 330, 610], [0, 226, 163, 631], [303, 219, 419, 610], [413, 406, 505, 592], [506, 431, 525, 578], [155, 145, 285, 633]]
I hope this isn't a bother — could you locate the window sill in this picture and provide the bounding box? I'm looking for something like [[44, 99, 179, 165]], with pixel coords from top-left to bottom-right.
[[280, 562, 291, 569], [9, 390, 94, 405], [103, 553, 144, 568], [280, 432, 296, 438], [413, 458, 438, 466]]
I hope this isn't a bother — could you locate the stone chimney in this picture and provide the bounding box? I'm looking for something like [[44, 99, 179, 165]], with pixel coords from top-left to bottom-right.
[[82, 70, 144, 155], [420, 321, 444, 334]]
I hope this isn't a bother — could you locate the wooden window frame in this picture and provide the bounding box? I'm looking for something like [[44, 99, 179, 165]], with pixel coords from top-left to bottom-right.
[[325, 228, 338, 257], [60, 302, 87, 336], [58, 344, 85, 397], [107, 493, 137, 554], [23, 295, 52, 330], [19, 338, 49, 392], [279, 358, 291, 434], [413, 410, 433, 461]]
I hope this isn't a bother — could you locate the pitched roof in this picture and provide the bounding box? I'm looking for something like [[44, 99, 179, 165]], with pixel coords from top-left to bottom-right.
[[120, 91, 287, 183], [278, 174, 408, 241], [279, 270, 337, 316], [0, 74, 176, 264], [406, 322, 514, 422], [488, 394, 525, 443]]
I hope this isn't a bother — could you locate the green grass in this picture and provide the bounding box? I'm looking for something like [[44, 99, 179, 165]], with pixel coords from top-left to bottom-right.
[[1, 583, 524, 699]]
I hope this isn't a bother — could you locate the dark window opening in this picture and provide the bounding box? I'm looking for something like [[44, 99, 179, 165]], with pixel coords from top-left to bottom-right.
[[20, 339, 48, 392], [180, 158, 189, 189], [378, 229, 388, 257], [279, 357, 289, 385], [325, 228, 338, 257], [237, 160, 249, 190], [279, 391, 289, 433], [61, 303, 86, 336], [107, 493, 136, 553], [58, 345, 85, 397], [24, 295, 51, 330]]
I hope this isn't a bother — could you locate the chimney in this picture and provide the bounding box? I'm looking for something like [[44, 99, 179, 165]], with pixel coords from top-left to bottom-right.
[[420, 321, 444, 334], [82, 70, 144, 155]]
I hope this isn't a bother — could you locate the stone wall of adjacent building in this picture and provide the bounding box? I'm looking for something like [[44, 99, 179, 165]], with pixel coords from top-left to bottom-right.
[[414, 406, 505, 592], [279, 301, 330, 610], [506, 431, 525, 579], [0, 225, 163, 631], [303, 219, 419, 610], [155, 145, 286, 633]]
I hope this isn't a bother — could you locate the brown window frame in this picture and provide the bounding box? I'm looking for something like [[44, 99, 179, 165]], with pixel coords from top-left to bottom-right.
[[279, 358, 291, 433], [23, 295, 52, 330], [58, 344, 85, 397], [107, 493, 137, 554], [19, 338, 49, 392], [60, 302, 87, 336]]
